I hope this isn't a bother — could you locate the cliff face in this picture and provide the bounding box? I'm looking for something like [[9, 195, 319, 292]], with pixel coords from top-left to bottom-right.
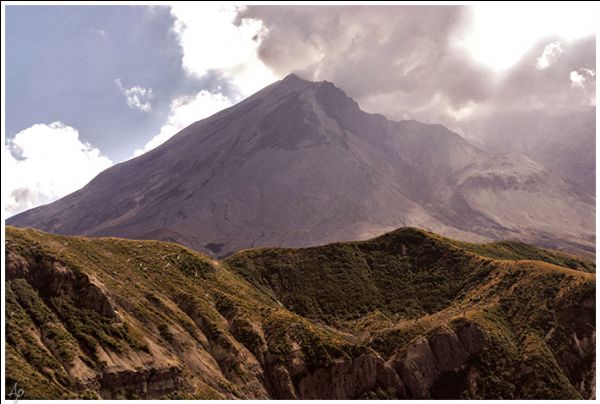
[[388, 321, 487, 398], [5, 226, 595, 399]]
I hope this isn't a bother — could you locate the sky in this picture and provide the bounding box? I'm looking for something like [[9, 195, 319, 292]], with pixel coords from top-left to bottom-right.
[[3, 4, 597, 215]]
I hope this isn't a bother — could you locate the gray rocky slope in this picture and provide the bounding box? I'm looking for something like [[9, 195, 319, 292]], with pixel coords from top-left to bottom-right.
[[7, 74, 595, 256], [467, 108, 595, 195]]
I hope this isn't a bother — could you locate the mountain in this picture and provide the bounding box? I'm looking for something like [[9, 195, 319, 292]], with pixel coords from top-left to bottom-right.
[[5, 226, 595, 399], [466, 108, 595, 195], [7, 74, 595, 256]]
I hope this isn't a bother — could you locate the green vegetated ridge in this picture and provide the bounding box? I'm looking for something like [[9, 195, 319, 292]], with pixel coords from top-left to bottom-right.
[[5, 226, 595, 399]]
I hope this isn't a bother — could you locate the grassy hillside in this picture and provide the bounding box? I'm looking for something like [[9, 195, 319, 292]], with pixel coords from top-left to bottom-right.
[[448, 238, 595, 273], [225, 228, 594, 322], [225, 227, 596, 399], [5, 226, 595, 399], [4, 227, 377, 400]]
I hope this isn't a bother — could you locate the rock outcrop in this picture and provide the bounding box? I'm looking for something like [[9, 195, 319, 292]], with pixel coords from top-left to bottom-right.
[[99, 366, 184, 399], [388, 320, 487, 398], [6, 251, 118, 319], [276, 352, 406, 399]]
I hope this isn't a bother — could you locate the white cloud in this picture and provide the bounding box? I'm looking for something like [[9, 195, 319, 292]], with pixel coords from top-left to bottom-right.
[[91, 28, 107, 38], [133, 90, 232, 157], [569, 68, 596, 106], [535, 41, 562, 69], [570, 70, 586, 88], [570, 68, 595, 88], [114, 78, 155, 113], [170, 5, 277, 98], [130, 5, 275, 159], [131, 5, 279, 159], [5, 122, 113, 216], [462, 4, 596, 71]]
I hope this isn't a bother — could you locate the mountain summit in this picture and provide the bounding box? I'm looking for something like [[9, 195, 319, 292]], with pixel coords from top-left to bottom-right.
[[8, 74, 595, 256]]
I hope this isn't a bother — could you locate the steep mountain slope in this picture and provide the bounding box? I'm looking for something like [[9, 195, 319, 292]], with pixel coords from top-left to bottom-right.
[[467, 108, 595, 194], [5, 226, 595, 399], [7, 74, 595, 256]]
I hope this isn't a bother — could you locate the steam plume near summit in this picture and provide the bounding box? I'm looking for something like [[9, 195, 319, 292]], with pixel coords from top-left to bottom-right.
[[237, 5, 596, 192], [238, 6, 595, 123]]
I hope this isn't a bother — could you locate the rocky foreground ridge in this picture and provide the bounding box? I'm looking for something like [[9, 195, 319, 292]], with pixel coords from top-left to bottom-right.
[[5, 226, 595, 399]]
